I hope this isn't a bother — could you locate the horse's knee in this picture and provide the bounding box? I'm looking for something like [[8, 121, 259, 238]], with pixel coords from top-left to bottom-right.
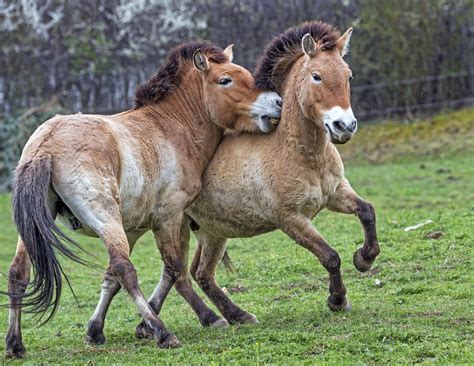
[[357, 200, 376, 224], [109, 258, 138, 293], [8, 263, 29, 293], [8, 266, 24, 282], [174, 276, 191, 292], [110, 258, 133, 277], [194, 270, 211, 291], [164, 259, 183, 282], [325, 251, 341, 273]]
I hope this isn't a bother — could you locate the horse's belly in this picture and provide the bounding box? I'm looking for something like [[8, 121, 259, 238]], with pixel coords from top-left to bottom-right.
[[187, 181, 277, 238]]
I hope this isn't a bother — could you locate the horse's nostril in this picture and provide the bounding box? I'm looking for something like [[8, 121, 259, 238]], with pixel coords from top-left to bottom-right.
[[276, 99, 282, 108], [333, 120, 345, 131], [348, 120, 357, 132]]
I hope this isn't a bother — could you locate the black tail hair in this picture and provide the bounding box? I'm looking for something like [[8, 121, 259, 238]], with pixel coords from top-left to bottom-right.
[[8, 155, 90, 324]]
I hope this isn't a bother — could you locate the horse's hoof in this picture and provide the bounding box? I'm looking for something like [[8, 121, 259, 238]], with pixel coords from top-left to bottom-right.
[[209, 318, 229, 328], [86, 321, 106, 345], [327, 296, 352, 312], [135, 321, 154, 340], [158, 332, 180, 349], [230, 312, 260, 325], [353, 247, 375, 273], [85, 331, 106, 345], [5, 337, 27, 359]]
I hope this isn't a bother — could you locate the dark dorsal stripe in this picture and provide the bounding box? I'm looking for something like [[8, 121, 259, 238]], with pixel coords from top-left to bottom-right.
[[254, 21, 340, 93], [135, 41, 228, 108]]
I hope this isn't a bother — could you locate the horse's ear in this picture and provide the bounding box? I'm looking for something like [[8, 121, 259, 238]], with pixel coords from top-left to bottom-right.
[[223, 44, 234, 62], [336, 28, 353, 57], [301, 33, 317, 57], [193, 49, 209, 72]]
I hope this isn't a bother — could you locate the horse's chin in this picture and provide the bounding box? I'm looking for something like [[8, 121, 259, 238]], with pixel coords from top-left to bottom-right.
[[330, 134, 352, 144]]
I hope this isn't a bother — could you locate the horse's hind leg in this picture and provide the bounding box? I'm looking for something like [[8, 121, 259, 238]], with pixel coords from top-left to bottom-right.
[[192, 233, 258, 324], [135, 220, 227, 339], [85, 266, 120, 344], [282, 215, 351, 312], [55, 178, 179, 348], [327, 178, 380, 272], [5, 238, 31, 358], [100, 222, 179, 348], [86, 231, 145, 345]]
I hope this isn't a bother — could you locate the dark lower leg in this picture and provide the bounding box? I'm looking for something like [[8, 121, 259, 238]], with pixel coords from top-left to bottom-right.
[[195, 274, 258, 324], [109, 255, 179, 348], [136, 267, 226, 340], [324, 252, 350, 311], [173, 224, 224, 327], [135, 267, 176, 339], [5, 240, 30, 359], [282, 216, 350, 312], [86, 268, 120, 345], [192, 240, 257, 324], [353, 199, 380, 272], [148, 267, 175, 315], [137, 225, 225, 338], [174, 275, 225, 326], [152, 224, 184, 310], [327, 180, 380, 273]]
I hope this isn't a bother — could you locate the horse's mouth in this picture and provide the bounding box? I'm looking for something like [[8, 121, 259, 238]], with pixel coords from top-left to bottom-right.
[[261, 115, 280, 126], [325, 123, 351, 144]]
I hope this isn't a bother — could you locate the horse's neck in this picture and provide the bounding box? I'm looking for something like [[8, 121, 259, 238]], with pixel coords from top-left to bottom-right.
[[277, 89, 329, 168], [140, 76, 223, 174]]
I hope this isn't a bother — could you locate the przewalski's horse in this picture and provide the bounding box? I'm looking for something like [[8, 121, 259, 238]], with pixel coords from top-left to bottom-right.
[[4, 41, 282, 358], [135, 21, 380, 332]]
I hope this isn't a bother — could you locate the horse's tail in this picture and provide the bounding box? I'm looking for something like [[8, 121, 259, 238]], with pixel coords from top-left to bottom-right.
[[9, 155, 88, 324], [221, 249, 235, 273]]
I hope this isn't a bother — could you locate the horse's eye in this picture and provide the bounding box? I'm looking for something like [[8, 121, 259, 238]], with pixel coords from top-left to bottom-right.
[[312, 73, 322, 83], [218, 77, 232, 86], [349, 75, 354, 81]]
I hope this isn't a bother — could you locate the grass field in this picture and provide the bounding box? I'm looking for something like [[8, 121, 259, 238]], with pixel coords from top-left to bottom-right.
[[0, 110, 473, 364]]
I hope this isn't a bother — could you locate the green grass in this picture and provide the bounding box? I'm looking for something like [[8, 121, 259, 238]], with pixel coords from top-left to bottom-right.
[[339, 107, 474, 164], [0, 111, 473, 364]]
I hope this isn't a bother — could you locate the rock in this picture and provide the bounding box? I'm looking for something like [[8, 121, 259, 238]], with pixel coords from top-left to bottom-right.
[[424, 231, 444, 239]]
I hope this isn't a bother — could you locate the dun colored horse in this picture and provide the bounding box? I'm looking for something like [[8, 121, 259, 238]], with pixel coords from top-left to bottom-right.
[[5, 41, 282, 357], [135, 21, 380, 333]]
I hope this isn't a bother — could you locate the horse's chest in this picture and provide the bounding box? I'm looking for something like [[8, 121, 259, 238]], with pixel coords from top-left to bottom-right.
[[296, 174, 340, 218], [298, 183, 325, 218]]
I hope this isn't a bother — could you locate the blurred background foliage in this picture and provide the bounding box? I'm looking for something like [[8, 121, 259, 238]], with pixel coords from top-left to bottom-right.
[[0, 0, 473, 190]]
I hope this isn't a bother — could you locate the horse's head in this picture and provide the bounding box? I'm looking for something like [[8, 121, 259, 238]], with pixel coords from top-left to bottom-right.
[[193, 45, 282, 133], [298, 29, 357, 144]]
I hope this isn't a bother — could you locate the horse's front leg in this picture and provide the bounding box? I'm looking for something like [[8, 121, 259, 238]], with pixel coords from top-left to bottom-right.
[[281, 215, 351, 312], [135, 216, 227, 339], [327, 178, 380, 272]]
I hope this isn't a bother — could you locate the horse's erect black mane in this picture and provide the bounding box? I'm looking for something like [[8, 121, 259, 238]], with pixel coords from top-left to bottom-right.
[[135, 41, 228, 108], [254, 21, 340, 92]]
